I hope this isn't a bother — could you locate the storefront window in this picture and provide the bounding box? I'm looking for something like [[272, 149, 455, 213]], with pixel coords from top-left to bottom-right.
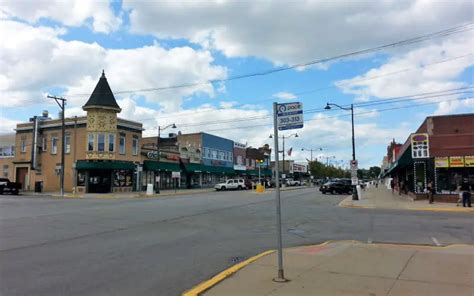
[[77, 171, 86, 186], [414, 162, 426, 193], [113, 170, 133, 187], [436, 168, 474, 193]]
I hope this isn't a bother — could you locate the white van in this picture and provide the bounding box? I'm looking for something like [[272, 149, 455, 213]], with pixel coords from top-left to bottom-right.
[[214, 179, 245, 191]]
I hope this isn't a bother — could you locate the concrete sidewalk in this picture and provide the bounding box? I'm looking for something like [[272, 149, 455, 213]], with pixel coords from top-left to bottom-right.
[[22, 185, 310, 199], [191, 241, 474, 296], [24, 188, 215, 199], [339, 186, 474, 213]]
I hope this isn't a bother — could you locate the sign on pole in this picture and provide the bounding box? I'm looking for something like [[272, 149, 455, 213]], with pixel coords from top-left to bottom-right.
[[171, 171, 181, 179], [277, 102, 303, 131], [272, 101, 303, 282], [350, 160, 358, 185]]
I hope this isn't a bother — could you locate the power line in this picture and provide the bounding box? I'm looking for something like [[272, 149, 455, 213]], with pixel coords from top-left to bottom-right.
[[137, 53, 473, 122], [185, 96, 473, 133], [147, 87, 473, 129], [66, 22, 472, 97]]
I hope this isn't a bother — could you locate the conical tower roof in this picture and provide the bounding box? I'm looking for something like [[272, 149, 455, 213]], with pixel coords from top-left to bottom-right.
[[82, 70, 121, 112]]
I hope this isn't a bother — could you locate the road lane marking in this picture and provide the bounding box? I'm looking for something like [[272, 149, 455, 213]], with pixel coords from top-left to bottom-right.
[[431, 237, 441, 246]]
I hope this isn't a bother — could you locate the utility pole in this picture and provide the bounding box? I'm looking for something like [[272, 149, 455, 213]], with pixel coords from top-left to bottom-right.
[[48, 95, 66, 197]]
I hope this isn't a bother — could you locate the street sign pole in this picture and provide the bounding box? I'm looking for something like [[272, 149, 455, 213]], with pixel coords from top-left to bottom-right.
[[272, 102, 286, 282], [272, 101, 303, 282]]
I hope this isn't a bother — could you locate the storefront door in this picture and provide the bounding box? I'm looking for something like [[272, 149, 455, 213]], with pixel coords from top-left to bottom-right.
[[15, 167, 28, 190], [88, 170, 111, 193]]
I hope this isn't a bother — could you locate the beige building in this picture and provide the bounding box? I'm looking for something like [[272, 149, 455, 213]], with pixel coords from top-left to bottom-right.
[[12, 71, 143, 193], [0, 134, 16, 180]]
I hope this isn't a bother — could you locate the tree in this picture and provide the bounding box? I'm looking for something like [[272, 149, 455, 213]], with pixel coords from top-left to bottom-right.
[[369, 166, 381, 178]]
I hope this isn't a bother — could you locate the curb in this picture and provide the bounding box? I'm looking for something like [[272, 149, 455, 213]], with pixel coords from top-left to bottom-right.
[[339, 202, 474, 213], [182, 250, 275, 296], [136, 190, 214, 199], [338, 199, 474, 213]]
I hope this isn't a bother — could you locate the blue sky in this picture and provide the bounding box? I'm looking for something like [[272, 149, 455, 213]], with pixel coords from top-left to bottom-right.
[[0, 0, 473, 168]]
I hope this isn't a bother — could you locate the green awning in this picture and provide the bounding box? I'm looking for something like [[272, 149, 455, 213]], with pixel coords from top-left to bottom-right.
[[76, 160, 136, 170], [184, 163, 205, 173], [143, 160, 181, 172], [184, 163, 235, 175], [385, 146, 412, 176]]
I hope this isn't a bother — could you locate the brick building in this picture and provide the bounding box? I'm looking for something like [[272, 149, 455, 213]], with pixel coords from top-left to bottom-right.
[[384, 113, 474, 201], [11, 71, 143, 193]]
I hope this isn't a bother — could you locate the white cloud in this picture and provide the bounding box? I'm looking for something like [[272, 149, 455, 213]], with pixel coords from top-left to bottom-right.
[[0, 115, 19, 134], [0, 0, 121, 33], [335, 30, 474, 113], [0, 20, 227, 112], [273, 92, 297, 100], [123, 0, 472, 65]]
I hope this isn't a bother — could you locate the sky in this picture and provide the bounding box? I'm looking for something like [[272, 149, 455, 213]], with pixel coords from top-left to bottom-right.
[[0, 0, 473, 169]]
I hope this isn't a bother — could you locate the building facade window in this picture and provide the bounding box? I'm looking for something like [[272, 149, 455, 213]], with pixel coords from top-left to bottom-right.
[[87, 134, 94, 151], [98, 134, 105, 152], [51, 137, 58, 154], [2, 165, 8, 177], [65, 135, 71, 154], [132, 137, 138, 155], [42, 136, 47, 151], [21, 138, 26, 153], [119, 135, 126, 154], [108, 134, 115, 152]]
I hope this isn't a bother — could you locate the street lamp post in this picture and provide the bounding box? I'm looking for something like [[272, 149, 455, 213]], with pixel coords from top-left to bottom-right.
[[156, 123, 177, 193], [325, 102, 358, 200], [269, 133, 298, 179], [301, 147, 322, 163], [319, 155, 335, 166]]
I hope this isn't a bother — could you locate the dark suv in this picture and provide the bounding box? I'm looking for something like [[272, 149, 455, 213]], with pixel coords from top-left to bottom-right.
[[319, 181, 352, 194]]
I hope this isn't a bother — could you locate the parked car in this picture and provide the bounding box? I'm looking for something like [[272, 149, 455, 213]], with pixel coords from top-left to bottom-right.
[[0, 178, 21, 195], [285, 179, 301, 186], [214, 179, 245, 191], [319, 181, 353, 194], [268, 179, 283, 188]]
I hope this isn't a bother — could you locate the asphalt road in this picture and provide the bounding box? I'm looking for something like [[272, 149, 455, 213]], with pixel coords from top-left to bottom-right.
[[1, 188, 473, 296]]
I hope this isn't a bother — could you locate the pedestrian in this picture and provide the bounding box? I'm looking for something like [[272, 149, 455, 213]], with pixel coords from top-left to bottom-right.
[[390, 179, 395, 194], [462, 185, 472, 208], [426, 180, 434, 204], [456, 184, 462, 206], [375, 180, 378, 188], [399, 180, 404, 196]]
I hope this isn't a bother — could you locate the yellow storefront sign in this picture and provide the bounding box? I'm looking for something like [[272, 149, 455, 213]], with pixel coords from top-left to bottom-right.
[[465, 156, 474, 167], [435, 157, 449, 168], [449, 156, 465, 167]]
